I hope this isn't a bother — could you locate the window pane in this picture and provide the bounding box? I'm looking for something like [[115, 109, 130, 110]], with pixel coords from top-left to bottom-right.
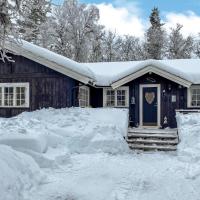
[[105, 89, 115, 107], [190, 87, 200, 107], [192, 101, 197, 106], [16, 87, 26, 106], [117, 89, 127, 107], [4, 87, 14, 106], [79, 87, 89, 107]]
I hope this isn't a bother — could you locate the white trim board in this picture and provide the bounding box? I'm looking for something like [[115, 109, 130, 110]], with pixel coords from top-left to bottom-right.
[[5, 43, 94, 85], [111, 65, 192, 89], [139, 84, 161, 128]]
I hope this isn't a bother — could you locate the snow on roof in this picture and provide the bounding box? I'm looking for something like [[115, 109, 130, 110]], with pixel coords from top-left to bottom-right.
[[85, 59, 200, 86], [7, 40, 95, 81], [6, 40, 200, 87]]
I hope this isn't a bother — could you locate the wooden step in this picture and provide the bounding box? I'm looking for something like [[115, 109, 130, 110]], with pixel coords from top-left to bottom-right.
[[128, 133, 178, 139], [126, 138, 179, 145], [129, 144, 177, 151], [128, 128, 177, 134]]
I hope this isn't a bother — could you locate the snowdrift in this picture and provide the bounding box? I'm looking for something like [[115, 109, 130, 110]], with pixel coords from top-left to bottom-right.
[[0, 134, 47, 153], [176, 112, 200, 159], [0, 108, 129, 154], [0, 145, 44, 200]]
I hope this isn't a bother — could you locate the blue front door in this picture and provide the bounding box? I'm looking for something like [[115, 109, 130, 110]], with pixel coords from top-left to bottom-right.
[[142, 86, 158, 126]]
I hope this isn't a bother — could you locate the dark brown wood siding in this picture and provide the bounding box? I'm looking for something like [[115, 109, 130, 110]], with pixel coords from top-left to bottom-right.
[[0, 54, 79, 117]]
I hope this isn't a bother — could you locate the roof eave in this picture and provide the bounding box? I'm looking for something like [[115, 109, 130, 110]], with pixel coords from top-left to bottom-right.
[[5, 43, 94, 85]]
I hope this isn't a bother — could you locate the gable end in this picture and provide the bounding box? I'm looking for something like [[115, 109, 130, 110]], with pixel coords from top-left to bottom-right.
[[111, 65, 192, 89]]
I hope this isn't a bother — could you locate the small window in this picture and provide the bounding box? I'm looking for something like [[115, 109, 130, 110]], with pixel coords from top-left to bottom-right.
[[106, 89, 115, 106], [79, 86, 90, 107], [0, 83, 29, 108], [188, 86, 200, 107], [103, 87, 129, 107]]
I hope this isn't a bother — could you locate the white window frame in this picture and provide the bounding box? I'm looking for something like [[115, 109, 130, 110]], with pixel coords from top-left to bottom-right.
[[187, 85, 200, 108], [103, 86, 129, 107], [79, 85, 90, 107], [0, 82, 30, 108]]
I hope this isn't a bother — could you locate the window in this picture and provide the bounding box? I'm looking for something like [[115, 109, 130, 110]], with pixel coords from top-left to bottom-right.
[[79, 86, 90, 107], [188, 86, 200, 107], [105, 89, 115, 107], [103, 87, 129, 107], [0, 83, 29, 108]]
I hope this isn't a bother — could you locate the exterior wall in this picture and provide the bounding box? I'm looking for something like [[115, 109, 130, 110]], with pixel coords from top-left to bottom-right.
[[0, 54, 79, 117], [90, 73, 188, 128], [127, 73, 187, 128]]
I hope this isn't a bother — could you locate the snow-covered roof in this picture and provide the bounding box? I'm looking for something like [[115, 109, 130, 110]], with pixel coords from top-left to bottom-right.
[[6, 40, 95, 84], [4, 40, 200, 88], [85, 59, 200, 87]]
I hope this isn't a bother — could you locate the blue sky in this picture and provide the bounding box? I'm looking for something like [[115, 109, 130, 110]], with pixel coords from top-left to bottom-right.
[[53, 0, 200, 16], [52, 0, 200, 37]]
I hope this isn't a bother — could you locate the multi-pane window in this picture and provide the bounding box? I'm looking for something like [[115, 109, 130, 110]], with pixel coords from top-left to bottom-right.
[[79, 86, 90, 107], [106, 89, 115, 106], [0, 83, 29, 107], [117, 90, 126, 106], [103, 87, 129, 107], [188, 86, 200, 107], [4, 87, 14, 106], [16, 87, 26, 106]]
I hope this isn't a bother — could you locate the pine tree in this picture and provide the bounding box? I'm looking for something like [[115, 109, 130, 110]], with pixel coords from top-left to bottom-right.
[[167, 24, 193, 59], [18, 0, 51, 44], [144, 7, 166, 60]]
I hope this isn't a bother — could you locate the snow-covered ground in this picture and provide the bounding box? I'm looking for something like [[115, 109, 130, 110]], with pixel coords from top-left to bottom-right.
[[1, 108, 200, 200]]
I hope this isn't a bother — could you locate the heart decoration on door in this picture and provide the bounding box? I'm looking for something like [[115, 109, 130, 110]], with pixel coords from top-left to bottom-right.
[[145, 92, 155, 104]]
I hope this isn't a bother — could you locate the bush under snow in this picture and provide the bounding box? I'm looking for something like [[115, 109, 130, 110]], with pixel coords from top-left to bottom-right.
[[0, 145, 45, 200]]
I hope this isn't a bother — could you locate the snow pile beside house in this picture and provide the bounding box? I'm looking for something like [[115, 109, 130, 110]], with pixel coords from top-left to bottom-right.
[[0, 145, 44, 200], [176, 112, 200, 179], [0, 134, 47, 153], [0, 108, 129, 154], [176, 113, 200, 158]]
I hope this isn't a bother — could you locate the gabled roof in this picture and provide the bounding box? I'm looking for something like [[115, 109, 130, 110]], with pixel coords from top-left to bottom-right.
[[4, 40, 200, 88], [5, 40, 95, 84], [86, 59, 200, 88]]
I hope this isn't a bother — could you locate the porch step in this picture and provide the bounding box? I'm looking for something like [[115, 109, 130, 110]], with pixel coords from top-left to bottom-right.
[[128, 144, 177, 151], [127, 138, 179, 145], [128, 133, 178, 139], [127, 128, 179, 151], [128, 128, 177, 134]]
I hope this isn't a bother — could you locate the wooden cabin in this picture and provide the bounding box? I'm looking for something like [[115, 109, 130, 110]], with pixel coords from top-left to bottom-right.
[[1, 40, 200, 131]]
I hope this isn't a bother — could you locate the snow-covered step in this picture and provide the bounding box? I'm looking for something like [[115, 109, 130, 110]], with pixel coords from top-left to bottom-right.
[[128, 128, 178, 134], [129, 144, 177, 151], [126, 138, 179, 145], [126, 128, 179, 151], [127, 133, 178, 139]]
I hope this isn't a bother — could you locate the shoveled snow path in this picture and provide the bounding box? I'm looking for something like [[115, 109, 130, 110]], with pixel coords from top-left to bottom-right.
[[30, 153, 200, 200]]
